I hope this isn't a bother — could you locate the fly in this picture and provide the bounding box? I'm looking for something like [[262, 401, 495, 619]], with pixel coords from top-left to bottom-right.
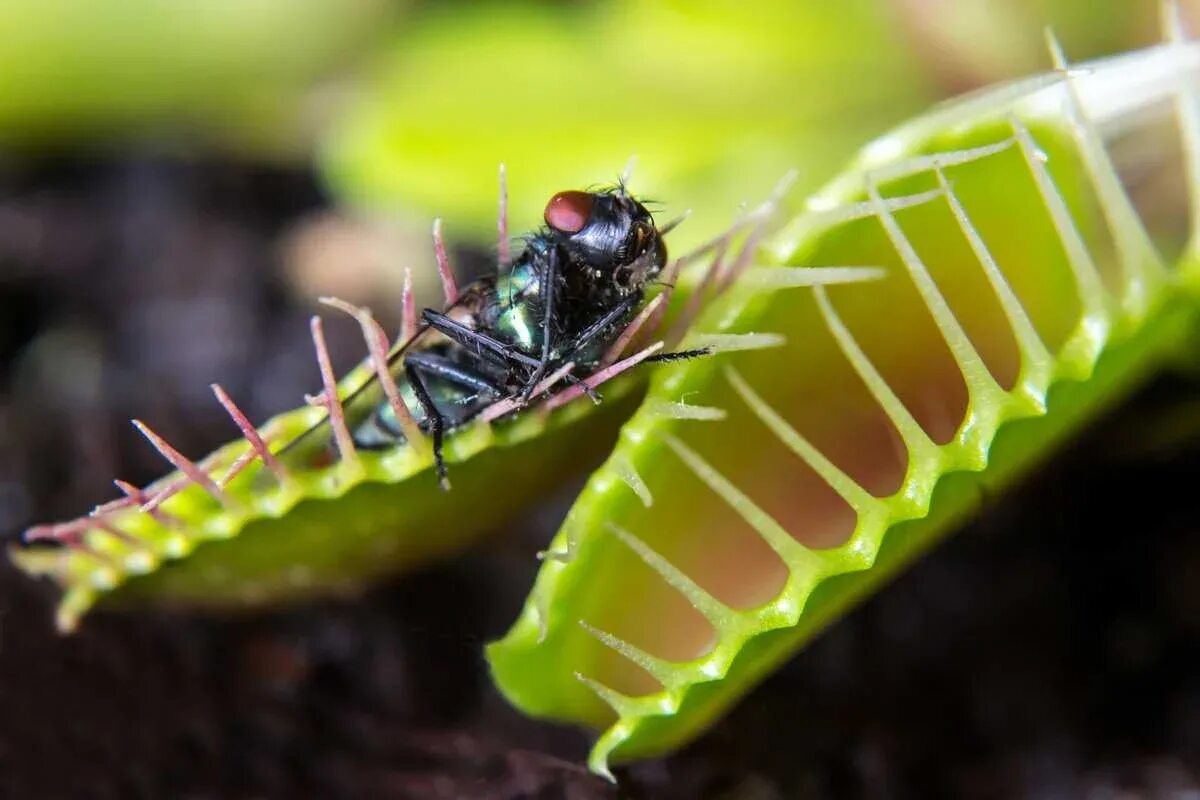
[[280, 181, 705, 488]]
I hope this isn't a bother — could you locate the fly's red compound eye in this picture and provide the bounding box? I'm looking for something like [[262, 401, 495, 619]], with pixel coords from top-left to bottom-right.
[[544, 191, 593, 234]]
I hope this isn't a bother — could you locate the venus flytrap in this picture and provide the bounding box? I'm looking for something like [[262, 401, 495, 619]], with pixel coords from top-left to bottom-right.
[[10, 6, 1200, 783]]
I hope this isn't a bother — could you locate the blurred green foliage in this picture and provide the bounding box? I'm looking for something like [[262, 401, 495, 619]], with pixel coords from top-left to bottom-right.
[[0, 0, 1181, 236], [0, 0, 401, 155], [318, 1, 1183, 251], [892, 0, 1164, 88], [320, 0, 933, 251]]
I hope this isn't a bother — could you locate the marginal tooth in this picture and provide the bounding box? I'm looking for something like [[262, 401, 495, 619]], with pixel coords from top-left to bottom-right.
[[542, 342, 663, 414], [606, 523, 736, 631], [1010, 116, 1111, 324], [1164, 0, 1200, 265], [308, 316, 362, 473], [401, 266, 417, 343], [578, 620, 681, 688], [431, 218, 460, 306], [216, 445, 259, 490], [645, 400, 727, 421], [605, 293, 666, 364], [497, 162, 510, 268], [782, 187, 946, 247], [865, 178, 1004, 405], [687, 333, 786, 353], [318, 300, 427, 450], [724, 365, 877, 514], [720, 170, 799, 288], [131, 420, 241, 511], [612, 455, 653, 508], [934, 169, 1053, 372], [1046, 29, 1168, 310], [574, 671, 636, 718], [812, 286, 940, 464], [869, 138, 1015, 183], [739, 266, 886, 292]]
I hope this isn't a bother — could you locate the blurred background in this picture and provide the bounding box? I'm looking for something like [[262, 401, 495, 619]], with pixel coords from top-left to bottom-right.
[[1, 1, 1198, 797]]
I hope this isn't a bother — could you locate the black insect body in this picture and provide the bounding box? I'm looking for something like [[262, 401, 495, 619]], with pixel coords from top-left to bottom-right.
[[282, 185, 698, 487]]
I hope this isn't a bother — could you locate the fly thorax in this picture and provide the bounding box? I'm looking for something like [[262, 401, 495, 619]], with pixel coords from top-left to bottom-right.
[[492, 261, 543, 353]]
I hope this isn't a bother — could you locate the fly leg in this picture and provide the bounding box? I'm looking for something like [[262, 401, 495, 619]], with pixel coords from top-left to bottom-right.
[[404, 361, 451, 491], [400, 353, 508, 490], [421, 309, 540, 372], [644, 348, 712, 364], [403, 352, 506, 401]]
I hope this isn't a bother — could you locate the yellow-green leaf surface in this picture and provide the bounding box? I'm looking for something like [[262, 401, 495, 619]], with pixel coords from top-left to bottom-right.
[[488, 28, 1200, 777], [0, 0, 402, 154], [320, 0, 930, 251]]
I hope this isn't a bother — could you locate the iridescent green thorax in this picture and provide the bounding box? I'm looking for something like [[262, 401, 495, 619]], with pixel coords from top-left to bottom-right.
[[492, 259, 541, 353]]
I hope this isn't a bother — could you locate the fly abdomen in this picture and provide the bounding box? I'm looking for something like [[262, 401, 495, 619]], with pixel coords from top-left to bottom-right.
[[351, 346, 502, 450]]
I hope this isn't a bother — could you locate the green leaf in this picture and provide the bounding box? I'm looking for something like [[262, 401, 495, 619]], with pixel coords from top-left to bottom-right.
[[487, 29, 1200, 777], [0, 0, 402, 154], [320, 0, 931, 251]]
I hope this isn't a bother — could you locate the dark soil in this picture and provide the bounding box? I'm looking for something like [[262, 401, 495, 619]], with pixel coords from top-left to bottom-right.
[[0, 157, 1197, 799]]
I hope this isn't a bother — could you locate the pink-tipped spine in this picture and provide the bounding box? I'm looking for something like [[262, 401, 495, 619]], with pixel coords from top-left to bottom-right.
[[358, 309, 427, 448], [92, 495, 138, 516], [217, 446, 260, 488], [543, 341, 664, 414], [309, 316, 360, 469], [87, 514, 146, 548], [210, 384, 292, 487], [717, 171, 796, 291], [319, 297, 427, 448], [666, 237, 732, 347], [25, 523, 117, 567], [602, 293, 665, 366], [131, 419, 239, 510], [432, 219, 460, 306], [113, 479, 182, 528], [479, 361, 576, 423], [24, 520, 86, 546], [401, 266, 417, 344], [634, 258, 681, 351], [497, 163, 510, 268]]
